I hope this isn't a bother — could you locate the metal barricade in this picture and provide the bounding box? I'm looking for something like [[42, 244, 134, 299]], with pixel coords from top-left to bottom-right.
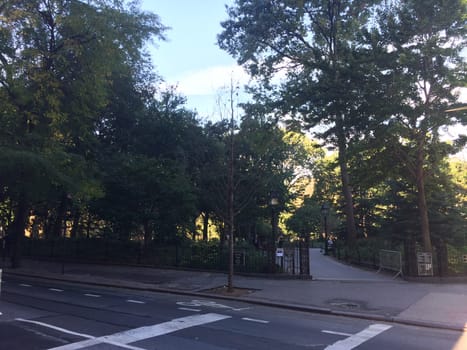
[[377, 249, 403, 278]]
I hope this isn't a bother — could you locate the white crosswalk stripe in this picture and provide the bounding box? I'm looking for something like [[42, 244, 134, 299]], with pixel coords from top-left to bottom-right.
[[325, 324, 392, 350], [46, 313, 231, 350]]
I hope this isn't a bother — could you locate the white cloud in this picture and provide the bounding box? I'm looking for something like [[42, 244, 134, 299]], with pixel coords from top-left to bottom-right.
[[165, 65, 250, 96]]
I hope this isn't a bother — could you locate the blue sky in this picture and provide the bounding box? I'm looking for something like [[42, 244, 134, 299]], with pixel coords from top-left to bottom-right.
[[141, 0, 248, 119], [140, 1, 466, 159]]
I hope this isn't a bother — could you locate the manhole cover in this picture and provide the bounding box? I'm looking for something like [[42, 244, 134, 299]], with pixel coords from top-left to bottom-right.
[[330, 302, 360, 309]]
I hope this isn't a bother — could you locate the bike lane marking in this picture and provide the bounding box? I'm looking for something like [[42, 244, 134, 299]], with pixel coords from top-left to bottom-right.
[[324, 324, 392, 350], [47, 313, 231, 350], [176, 299, 251, 312]]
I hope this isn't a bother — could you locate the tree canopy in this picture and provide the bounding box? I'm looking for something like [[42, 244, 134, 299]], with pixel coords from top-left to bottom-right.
[[0, 0, 465, 276]]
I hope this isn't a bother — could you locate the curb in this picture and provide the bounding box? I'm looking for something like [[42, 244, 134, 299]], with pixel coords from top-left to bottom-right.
[[3, 270, 466, 333]]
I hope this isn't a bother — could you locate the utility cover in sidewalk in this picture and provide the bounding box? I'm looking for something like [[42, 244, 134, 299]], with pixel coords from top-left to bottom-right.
[[329, 300, 360, 309]]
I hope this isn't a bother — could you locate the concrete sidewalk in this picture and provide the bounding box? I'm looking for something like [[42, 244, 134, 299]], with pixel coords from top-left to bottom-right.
[[2, 250, 466, 332]]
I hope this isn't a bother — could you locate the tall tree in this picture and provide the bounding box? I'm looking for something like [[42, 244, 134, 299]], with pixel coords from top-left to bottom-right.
[[0, 0, 165, 265], [218, 0, 386, 246], [378, 0, 466, 252]]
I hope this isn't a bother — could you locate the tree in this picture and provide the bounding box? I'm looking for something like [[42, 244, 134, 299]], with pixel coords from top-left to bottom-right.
[[218, 0, 387, 246], [377, 0, 466, 252], [286, 198, 322, 238], [0, 0, 165, 265]]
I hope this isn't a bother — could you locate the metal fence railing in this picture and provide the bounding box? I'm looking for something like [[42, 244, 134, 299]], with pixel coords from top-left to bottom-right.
[[333, 240, 466, 277], [16, 238, 272, 274], [377, 250, 403, 278]]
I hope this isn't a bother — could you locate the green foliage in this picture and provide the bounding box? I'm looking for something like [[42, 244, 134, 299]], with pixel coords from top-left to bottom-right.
[[1, 0, 465, 276], [286, 198, 322, 237]]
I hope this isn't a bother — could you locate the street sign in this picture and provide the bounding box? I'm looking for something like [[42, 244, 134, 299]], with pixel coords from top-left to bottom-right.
[[276, 248, 284, 257], [234, 250, 245, 266], [417, 252, 433, 276]]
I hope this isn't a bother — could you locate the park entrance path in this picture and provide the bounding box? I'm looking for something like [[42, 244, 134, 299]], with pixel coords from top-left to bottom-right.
[[309, 248, 391, 281]]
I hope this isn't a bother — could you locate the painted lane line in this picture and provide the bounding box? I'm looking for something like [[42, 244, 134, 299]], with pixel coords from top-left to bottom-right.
[[325, 324, 392, 350], [16, 319, 145, 350], [241, 317, 269, 324], [322, 330, 353, 337], [84, 293, 101, 298], [126, 300, 145, 304], [178, 307, 201, 312], [49, 288, 64, 292], [232, 307, 252, 311], [16, 318, 95, 339], [48, 313, 231, 350], [20, 284, 32, 287]]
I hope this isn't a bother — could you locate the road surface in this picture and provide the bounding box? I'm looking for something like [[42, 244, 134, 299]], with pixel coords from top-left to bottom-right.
[[0, 275, 465, 349]]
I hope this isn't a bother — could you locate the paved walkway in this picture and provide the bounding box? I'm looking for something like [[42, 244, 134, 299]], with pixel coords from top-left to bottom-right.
[[309, 249, 391, 280], [1, 249, 466, 331]]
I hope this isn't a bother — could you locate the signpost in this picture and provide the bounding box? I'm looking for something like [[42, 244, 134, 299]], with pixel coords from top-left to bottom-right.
[[233, 250, 245, 267], [417, 252, 433, 276]]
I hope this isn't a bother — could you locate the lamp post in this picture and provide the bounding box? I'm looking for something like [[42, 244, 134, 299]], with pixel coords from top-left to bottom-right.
[[269, 191, 279, 272], [321, 203, 330, 255]]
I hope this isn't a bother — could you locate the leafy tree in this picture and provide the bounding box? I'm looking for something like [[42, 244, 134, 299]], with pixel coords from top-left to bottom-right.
[[218, 0, 388, 246], [0, 0, 165, 265], [286, 198, 322, 238], [377, 0, 466, 252]]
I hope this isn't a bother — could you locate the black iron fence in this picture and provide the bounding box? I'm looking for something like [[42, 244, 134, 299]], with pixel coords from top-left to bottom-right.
[[332, 239, 467, 277], [18, 238, 271, 273]]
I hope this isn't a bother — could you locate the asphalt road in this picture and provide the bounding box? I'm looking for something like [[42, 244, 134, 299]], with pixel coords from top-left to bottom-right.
[[0, 275, 465, 350]]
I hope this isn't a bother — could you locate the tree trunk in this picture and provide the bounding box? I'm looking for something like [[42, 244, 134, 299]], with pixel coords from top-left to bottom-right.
[[70, 209, 81, 239], [404, 236, 417, 276], [52, 194, 67, 238], [10, 194, 29, 268], [337, 128, 357, 246], [415, 142, 432, 252], [143, 220, 151, 246], [202, 213, 209, 241], [435, 239, 449, 277]]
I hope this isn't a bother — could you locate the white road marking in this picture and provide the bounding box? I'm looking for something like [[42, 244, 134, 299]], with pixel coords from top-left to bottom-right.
[[83, 293, 101, 298], [241, 317, 269, 324], [325, 324, 392, 350], [322, 330, 353, 337], [20, 284, 32, 287], [49, 288, 64, 292], [126, 300, 145, 304], [177, 299, 249, 311], [47, 313, 231, 350], [178, 307, 201, 312], [16, 318, 95, 339], [232, 307, 252, 311], [15, 319, 147, 350]]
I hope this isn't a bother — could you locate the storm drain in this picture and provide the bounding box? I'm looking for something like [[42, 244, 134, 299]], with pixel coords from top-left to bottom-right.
[[329, 302, 360, 309]]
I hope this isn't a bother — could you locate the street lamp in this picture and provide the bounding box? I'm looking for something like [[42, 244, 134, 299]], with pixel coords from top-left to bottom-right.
[[269, 191, 279, 272], [321, 203, 330, 255]]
